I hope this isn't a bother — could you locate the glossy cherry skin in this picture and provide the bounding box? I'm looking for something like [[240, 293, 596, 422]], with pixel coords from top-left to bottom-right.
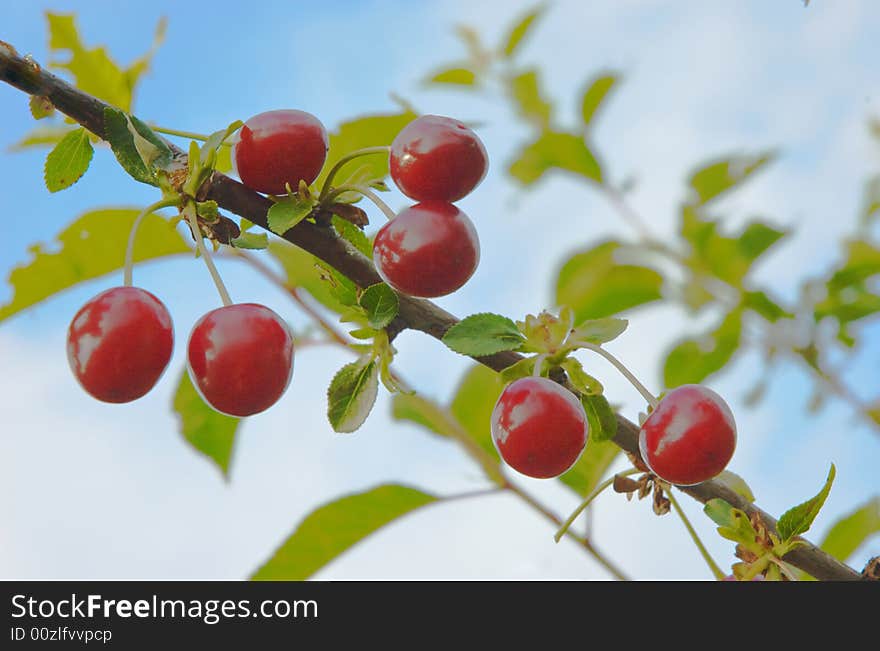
[[372, 202, 480, 298], [233, 109, 329, 195], [187, 303, 294, 417], [490, 377, 589, 479], [390, 115, 489, 202], [638, 384, 737, 486], [67, 286, 173, 403]]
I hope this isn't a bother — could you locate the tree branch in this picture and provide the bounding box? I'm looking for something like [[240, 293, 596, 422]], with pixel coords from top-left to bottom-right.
[[0, 45, 860, 581]]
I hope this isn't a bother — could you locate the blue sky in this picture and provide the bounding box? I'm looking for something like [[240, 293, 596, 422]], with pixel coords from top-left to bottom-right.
[[1, 0, 878, 579]]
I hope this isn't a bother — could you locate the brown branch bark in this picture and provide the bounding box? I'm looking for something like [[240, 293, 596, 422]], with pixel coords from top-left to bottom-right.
[[0, 45, 861, 581]]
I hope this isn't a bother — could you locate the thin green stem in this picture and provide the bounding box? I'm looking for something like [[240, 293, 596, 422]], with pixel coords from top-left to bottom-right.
[[318, 146, 390, 201], [554, 468, 641, 542], [184, 202, 232, 307], [668, 490, 725, 580], [578, 342, 659, 408], [323, 184, 397, 221], [150, 124, 232, 145], [123, 198, 178, 287]]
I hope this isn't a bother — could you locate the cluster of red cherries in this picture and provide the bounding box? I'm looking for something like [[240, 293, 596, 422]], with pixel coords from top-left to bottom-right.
[[67, 109, 488, 417]]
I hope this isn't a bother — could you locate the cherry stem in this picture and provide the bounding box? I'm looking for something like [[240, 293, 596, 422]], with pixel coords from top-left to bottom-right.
[[183, 202, 233, 307], [149, 124, 232, 145], [667, 489, 726, 580], [578, 342, 659, 409], [123, 198, 178, 287], [318, 146, 390, 201], [324, 184, 397, 221], [554, 468, 641, 542]]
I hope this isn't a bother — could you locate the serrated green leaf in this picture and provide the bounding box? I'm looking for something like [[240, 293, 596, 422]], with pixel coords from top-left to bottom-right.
[[332, 215, 372, 257], [442, 313, 525, 357], [716, 470, 755, 503], [560, 358, 603, 395], [501, 4, 545, 57], [230, 232, 268, 250], [267, 197, 314, 235], [819, 497, 880, 563], [251, 484, 436, 580], [570, 317, 628, 345], [509, 130, 602, 185], [358, 283, 399, 330], [391, 393, 454, 438], [558, 439, 620, 496], [173, 370, 239, 478], [581, 393, 617, 442], [510, 69, 552, 128], [556, 241, 663, 321], [44, 127, 93, 192], [777, 464, 836, 542], [663, 309, 742, 387], [687, 152, 775, 205], [580, 73, 617, 127], [0, 208, 189, 323], [427, 67, 477, 86], [103, 108, 172, 185], [29, 95, 55, 120], [327, 357, 380, 433]]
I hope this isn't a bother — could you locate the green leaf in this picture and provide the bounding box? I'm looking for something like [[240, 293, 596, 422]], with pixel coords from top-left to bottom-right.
[[581, 393, 617, 442], [501, 4, 546, 57], [44, 127, 94, 192], [580, 73, 618, 127], [267, 196, 314, 235], [332, 215, 372, 257], [560, 358, 603, 395], [314, 111, 417, 191], [267, 241, 354, 314], [450, 364, 506, 461], [819, 497, 880, 563], [8, 125, 74, 151], [716, 470, 755, 503], [828, 240, 880, 289], [558, 439, 620, 496], [509, 130, 602, 185], [510, 70, 552, 128], [777, 464, 836, 543], [704, 499, 738, 528], [391, 393, 454, 438], [103, 108, 173, 185], [556, 241, 663, 321], [742, 290, 792, 322], [663, 309, 742, 387], [570, 317, 628, 345], [251, 484, 436, 580], [738, 222, 786, 260], [327, 357, 380, 433], [29, 95, 55, 120], [442, 313, 525, 357], [426, 67, 477, 86], [359, 283, 399, 330], [230, 232, 268, 250], [687, 152, 775, 205], [0, 208, 188, 323], [499, 356, 537, 384], [172, 370, 239, 478]]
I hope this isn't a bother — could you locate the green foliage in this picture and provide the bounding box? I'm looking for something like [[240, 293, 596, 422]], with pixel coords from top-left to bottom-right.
[[172, 370, 239, 479], [581, 393, 617, 443], [29, 95, 55, 120], [9, 125, 74, 151], [556, 241, 663, 321], [426, 67, 477, 86], [569, 317, 628, 345], [327, 357, 380, 433], [103, 108, 172, 185], [252, 484, 436, 580], [358, 283, 399, 330], [663, 309, 742, 387], [509, 130, 602, 185], [43, 127, 93, 192], [501, 3, 546, 58], [580, 73, 618, 127], [391, 393, 454, 439], [777, 464, 836, 543], [819, 497, 880, 562], [687, 152, 775, 205], [267, 196, 314, 235], [510, 70, 552, 128], [559, 358, 603, 395], [442, 313, 525, 356], [266, 241, 351, 314], [332, 215, 372, 257], [558, 439, 620, 497], [229, 232, 268, 250], [0, 208, 188, 323], [716, 470, 756, 503], [815, 241, 880, 340], [742, 290, 791, 322], [449, 365, 505, 461]]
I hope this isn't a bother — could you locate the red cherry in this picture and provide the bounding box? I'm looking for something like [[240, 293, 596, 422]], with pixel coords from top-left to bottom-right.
[[490, 377, 589, 479], [372, 202, 480, 298], [233, 109, 329, 195], [67, 286, 173, 403], [390, 115, 489, 202], [638, 384, 736, 486], [187, 303, 294, 417]]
